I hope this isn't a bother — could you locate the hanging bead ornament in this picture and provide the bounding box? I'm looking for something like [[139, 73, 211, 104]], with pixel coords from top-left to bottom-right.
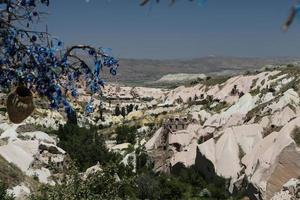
[[283, 2, 300, 31], [6, 86, 35, 124]]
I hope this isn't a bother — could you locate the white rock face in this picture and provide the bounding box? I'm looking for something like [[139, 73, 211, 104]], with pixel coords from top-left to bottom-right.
[[84, 162, 103, 179], [271, 190, 293, 200], [141, 69, 300, 199], [170, 141, 198, 168], [111, 143, 131, 152], [1, 68, 300, 199], [131, 87, 166, 100], [0, 122, 66, 187], [0, 140, 39, 171], [145, 127, 164, 150], [121, 152, 137, 172], [198, 124, 263, 180], [271, 178, 300, 200], [223, 93, 258, 117], [22, 131, 56, 144], [7, 183, 30, 200], [169, 130, 197, 149], [0, 123, 19, 142], [243, 117, 300, 199], [26, 167, 54, 185], [270, 106, 296, 127], [203, 93, 258, 128], [102, 85, 165, 100], [25, 109, 65, 130], [165, 85, 203, 105], [156, 73, 206, 83], [268, 89, 299, 113]]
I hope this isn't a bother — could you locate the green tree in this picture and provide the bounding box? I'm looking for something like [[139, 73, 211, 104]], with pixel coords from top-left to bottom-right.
[[121, 107, 126, 118], [0, 181, 14, 200], [115, 125, 137, 145], [30, 164, 136, 200], [136, 173, 160, 200], [55, 123, 120, 171], [115, 104, 121, 116]]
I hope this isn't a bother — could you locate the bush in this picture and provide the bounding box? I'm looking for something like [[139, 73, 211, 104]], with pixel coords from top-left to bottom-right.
[[136, 173, 160, 200], [55, 123, 120, 171], [30, 163, 138, 200], [0, 181, 14, 200], [115, 125, 137, 145]]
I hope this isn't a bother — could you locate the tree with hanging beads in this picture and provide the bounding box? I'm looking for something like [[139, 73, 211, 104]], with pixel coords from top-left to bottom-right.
[[0, 0, 119, 124]]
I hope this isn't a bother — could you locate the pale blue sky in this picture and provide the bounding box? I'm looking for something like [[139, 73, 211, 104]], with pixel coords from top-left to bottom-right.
[[44, 0, 300, 59]]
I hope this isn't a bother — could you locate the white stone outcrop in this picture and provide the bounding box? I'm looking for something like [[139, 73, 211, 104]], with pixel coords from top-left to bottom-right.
[[243, 117, 300, 199]]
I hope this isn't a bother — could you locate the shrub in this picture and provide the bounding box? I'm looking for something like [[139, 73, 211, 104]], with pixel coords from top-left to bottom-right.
[[203, 76, 229, 87], [55, 123, 120, 171], [0, 181, 14, 200], [30, 165, 136, 200], [115, 125, 137, 145]]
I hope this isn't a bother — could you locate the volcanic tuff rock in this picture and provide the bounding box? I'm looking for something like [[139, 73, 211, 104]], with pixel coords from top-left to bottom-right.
[[145, 67, 300, 199], [1, 66, 300, 199]]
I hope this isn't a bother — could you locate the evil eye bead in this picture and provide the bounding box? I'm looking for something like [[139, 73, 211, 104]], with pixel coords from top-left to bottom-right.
[[110, 67, 117, 76]]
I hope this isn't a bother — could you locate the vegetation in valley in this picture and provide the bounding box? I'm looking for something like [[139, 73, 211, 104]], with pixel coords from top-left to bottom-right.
[[54, 123, 121, 171], [115, 125, 138, 145], [189, 76, 230, 88], [0, 181, 14, 200], [27, 124, 247, 200]]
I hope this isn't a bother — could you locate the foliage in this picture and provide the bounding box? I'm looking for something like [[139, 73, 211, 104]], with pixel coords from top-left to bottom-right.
[[0, 181, 14, 200], [250, 78, 259, 89], [115, 125, 137, 145], [121, 107, 126, 118], [30, 164, 135, 200], [135, 149, 151, 174], [262, 125, 282, 138], [189, 77, 204, 86], [30, 154, 245, 200], [211, 102, 228, 113], [171, 165, 231, 199], [136, 172, 160, 200], [135, 165, 238, 200], [115, 104, 121, 116], [249, 86, 260, 96], [126, 104, 134, 114], [55, 123, 121, 171], [204, 76, 230, 88]]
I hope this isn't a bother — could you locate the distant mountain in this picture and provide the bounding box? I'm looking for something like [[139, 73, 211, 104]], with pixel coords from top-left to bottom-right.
[[101, 57, 299, 86]]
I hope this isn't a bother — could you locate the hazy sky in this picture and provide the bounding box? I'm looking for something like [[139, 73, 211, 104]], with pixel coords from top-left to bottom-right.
[[44, 0, 300, 59]]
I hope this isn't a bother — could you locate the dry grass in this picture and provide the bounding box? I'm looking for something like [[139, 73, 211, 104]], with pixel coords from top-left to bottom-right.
[[0, 155, 24, 187]]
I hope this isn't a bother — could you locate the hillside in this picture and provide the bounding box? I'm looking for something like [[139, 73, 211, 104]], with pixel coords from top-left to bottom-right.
[[102, 57, 300, 85], [1, 65, 300, 199]]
